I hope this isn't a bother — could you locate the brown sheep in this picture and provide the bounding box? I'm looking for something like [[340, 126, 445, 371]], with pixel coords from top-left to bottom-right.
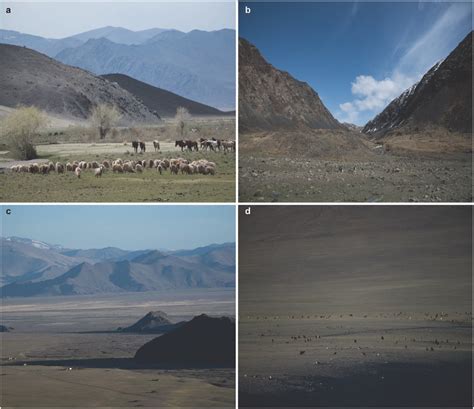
[[112, 164, 123, 173], [47, 162, 55, 172], [123, 162, 134, 173], [66, 163, 73, 172], [29, 163, 40, 174], [55, 162, 65, 173], [170, 164, 179, 175], [40, 164, 49, 174], [102, 160, 111, 168]]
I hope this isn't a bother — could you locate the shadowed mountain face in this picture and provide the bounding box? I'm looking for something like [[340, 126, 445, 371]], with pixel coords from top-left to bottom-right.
[[0, 44, 160, 122], [134, 314, 235, 366], [0, 241, 235, 297], [363, 31, 473, 137], [239, 38, 343, 132], [101, 74, 231, 118], [119, 311, 184, 333]]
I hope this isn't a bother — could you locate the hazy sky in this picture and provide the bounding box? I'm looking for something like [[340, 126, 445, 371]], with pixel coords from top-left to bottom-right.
[[1, 1, 235, 38], [1, 205, 235, 250], [240, 1, 472, 125]]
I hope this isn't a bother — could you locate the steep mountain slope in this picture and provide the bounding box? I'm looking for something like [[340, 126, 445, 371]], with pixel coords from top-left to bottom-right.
[[134, 314, 235, 366], [0, 44, 160, 122], [239, 38, 343, 132], [1, 237, 86, 285], [1, 246, 236, 297], [55, 29, 235, 109], [363, 31, 473, 137], [102, 74, 231, 117]]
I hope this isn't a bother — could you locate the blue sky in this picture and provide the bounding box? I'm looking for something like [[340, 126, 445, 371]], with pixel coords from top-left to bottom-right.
[[240, 1, 472, 125], [1, 1, 235, 38], [1, 205, 235, 250]]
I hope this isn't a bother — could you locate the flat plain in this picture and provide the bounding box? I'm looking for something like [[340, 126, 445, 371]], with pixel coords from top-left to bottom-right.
[[1, 289, 236, 407]]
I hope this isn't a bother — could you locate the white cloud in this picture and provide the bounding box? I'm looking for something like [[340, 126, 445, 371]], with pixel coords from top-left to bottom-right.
[[337, 2, 472, 125], [337, 72, 415, 124]]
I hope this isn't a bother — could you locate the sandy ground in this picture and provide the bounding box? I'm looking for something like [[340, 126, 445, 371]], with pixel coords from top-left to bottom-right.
[[0, 290, 235, 407], [238, 206, 472, 407]]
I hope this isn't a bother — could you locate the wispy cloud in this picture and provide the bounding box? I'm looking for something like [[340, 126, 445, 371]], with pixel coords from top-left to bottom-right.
[[337, 3, 472, 125], [397, 2, 472, 76]]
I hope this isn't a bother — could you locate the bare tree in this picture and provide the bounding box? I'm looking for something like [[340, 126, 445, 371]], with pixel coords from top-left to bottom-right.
[[175, 106, 191, 139], [90, 104, 121, 139], [1, 106, 47, 159]]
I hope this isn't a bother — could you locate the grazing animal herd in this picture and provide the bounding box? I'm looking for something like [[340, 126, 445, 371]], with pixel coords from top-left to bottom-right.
[[175, 138, 235, 152], [10, 157, 218, 178], [7, 139, 234, 178]]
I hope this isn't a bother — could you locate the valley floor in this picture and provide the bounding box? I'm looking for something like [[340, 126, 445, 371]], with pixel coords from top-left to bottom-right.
[[0, 142, 235, 202], [0, 290, 235, 407], [239, 313, 472, 407], [239, 132, 472, 202]]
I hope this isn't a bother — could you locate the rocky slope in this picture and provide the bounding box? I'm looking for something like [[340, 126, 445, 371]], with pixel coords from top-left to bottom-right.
[[239, 38, 343, 132], [363, 31, 473, 137], [0, 44, 160, 122]]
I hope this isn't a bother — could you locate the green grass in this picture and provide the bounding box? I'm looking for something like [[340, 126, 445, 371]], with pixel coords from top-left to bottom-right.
[[0, 144, 235, 202]]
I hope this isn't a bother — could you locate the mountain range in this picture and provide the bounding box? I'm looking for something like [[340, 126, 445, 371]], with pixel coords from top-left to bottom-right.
[[0, 27, 236, 110], [0, 237, 235, 297], [363, 31, 472, 137]]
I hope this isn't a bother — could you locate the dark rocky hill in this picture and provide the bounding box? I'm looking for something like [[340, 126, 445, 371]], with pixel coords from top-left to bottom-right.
[[102, 74, 232, 118], [239, 38, 343, 132], [363, 31, 473, 137], [118, 311, 184, 333], [0, 44, 160, 122], [134, 314, 235, 366]]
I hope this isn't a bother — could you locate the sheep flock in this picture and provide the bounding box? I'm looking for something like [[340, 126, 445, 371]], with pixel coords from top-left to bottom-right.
[[9, 157, 218, 178]]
